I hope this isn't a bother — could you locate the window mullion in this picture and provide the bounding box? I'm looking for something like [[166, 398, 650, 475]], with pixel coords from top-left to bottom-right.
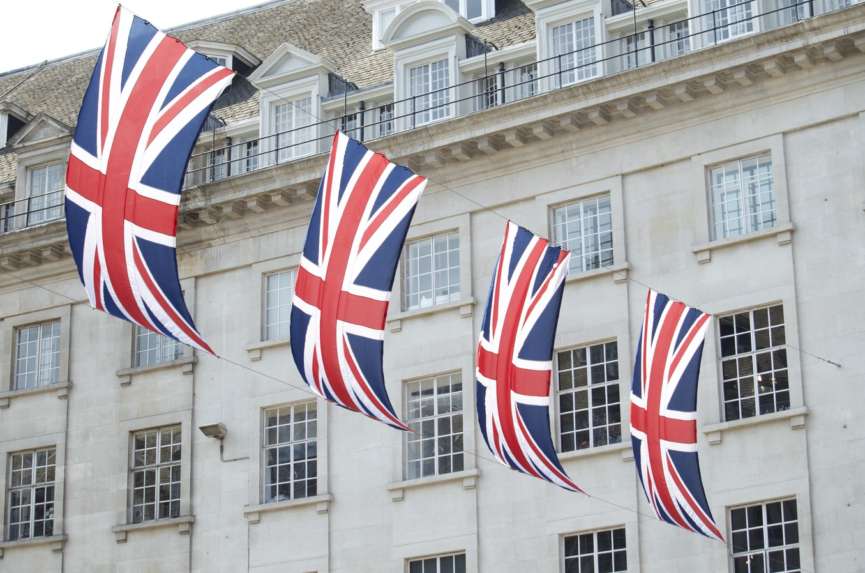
[[29, 461, 37, 535], [289, 408, 295, 500]]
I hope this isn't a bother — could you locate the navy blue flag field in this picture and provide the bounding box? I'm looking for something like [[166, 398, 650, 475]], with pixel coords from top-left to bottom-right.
[[475, 221, 583, 492], [630, 289, 724, 540], [290, 131, 427, 430], [64, 6, 234, 354]]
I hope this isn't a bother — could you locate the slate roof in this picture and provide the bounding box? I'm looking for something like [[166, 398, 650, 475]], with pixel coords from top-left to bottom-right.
[[0, 0, 536, 185]]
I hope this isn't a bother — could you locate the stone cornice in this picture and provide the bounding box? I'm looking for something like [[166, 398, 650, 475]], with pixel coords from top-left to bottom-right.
[[1, 6, 864, 272]]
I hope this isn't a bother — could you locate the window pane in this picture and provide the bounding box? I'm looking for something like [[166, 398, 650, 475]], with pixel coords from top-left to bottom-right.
[[563, 528, 626, 572], [552, 195, 614, 276], [133, 325, 183, 368], [262, 403, 318, 503], [14, 320, 61, 390], [264, 270, 295, 340], [129, 426, 181, 523], [403, 232, 460, 311], [404, 373, 463, 479], [7, 447, 57, 540], [718, 304, 787, 422], [557, 341, 621, 452], [729, 499, 799, 573], [710, 154, 774, 240]]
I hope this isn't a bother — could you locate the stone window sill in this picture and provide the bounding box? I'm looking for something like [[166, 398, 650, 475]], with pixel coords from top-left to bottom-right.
[[564, 262, 630, 285], [0, 381, 70, 409], [0, 534, 66, 558], [702, 406, 808, 445], [692, 223, 794, 264], [558, 440, 633, 463], [116, 356, 195, 386], [243, 493, 332, 523], [111, 515, 194, 543], [245, 338, 290, 362], [387, 468, 479, 501], [387, 298, 475, 333]]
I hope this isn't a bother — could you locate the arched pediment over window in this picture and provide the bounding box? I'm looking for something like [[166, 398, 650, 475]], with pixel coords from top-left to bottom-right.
[[382, 1, 474, 48]]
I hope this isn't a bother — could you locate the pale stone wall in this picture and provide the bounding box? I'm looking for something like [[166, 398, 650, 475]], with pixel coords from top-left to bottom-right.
[[1, 9, 864, 573]]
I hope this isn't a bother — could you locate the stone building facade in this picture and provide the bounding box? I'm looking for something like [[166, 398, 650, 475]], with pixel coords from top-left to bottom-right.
[[0, 0, 863, 571]]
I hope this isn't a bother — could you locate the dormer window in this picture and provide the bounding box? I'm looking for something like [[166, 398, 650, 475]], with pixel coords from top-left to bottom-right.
[[186, 41, 261, 76], [207, 54, 229, 67], [367, 0, 493, 50], [409, 59, 451, 125], [26, 162, 65, 226], [0, 103, 30, 150], [441, 0, 493, 22]]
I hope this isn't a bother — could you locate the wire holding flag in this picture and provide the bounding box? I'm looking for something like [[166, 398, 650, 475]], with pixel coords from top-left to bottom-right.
[[630, 289, 724, 540], [476, 221, 583, 492], [64, 6, 234, 354], [290, 131, 427, 430]]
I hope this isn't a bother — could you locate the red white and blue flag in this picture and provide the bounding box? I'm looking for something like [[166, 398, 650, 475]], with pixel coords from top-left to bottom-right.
[[65, 7, 233, 353], [476, 221, 582, 492], [630, 289, 723, 540], [290, 132, 427, 430]]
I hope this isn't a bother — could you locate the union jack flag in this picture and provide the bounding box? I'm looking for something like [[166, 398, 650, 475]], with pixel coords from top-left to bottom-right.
[[476, 222, 582, 492], [630, 289, 723, 540], [64, 7, 233, 353], [290, 132, 427, 430]]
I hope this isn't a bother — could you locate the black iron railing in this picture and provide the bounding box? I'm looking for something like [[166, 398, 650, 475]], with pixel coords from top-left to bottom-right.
[[183, 0, 824, 187], [0, 0, 850, 234], [0, 190, 64, 234]]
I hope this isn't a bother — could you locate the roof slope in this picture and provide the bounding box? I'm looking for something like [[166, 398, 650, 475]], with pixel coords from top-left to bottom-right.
[[0, 0, 536, 184]]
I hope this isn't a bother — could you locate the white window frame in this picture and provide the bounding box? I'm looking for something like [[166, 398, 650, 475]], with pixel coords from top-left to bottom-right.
[[706, 0, 758, 42], [403, 372, 464, 480], [5, 446, 57, 541], [0, 113, 7, 150], [666, 20, 692, 58], [551, 193, 615, 276], [269, 94, 316, 161], [12, 320, 61, 391], [717, 302, 791, 422], [406, 552, 467, 573], [728, 498, 801, 573], [24, 162, 65, 227], [132, 325, 184, 369], [401, 229, 462, 312], [262, 269, 295, 342], [708, 153, 776, 241], [373, 5, 401, 51], [554, 340, 622, 453], [116, 412, 192, 534], [539, 175, 628, 285], [128, 425, 182, 524], [247, 254, 301, 360], [244, 396, 330, 518], [691, 135, 792, 263], [444, 0, 496, 21], [408, 57, 452, 126], [561, 526, 628, 573], [258, 78, 320, 166], [0, 305, 71, 400], [536, 1, 604, 93], [394, 38, 458, 132], [261, 401, 319, 503], [700, 288, 806, 438], [0, 436, 66, 547]]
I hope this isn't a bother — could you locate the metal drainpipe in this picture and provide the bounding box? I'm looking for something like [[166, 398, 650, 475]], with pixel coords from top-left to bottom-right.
[[225, 136, 233, 178], [498, 62, 506, 105], [359, 100, 366, 142], [648, 19, 656, 63]]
